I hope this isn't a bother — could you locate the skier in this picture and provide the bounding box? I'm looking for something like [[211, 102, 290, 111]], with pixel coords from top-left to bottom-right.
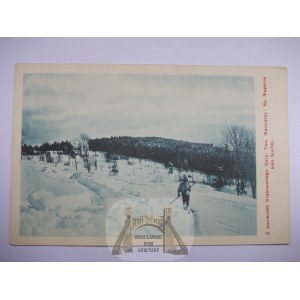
[[177, 175, 191, 210]]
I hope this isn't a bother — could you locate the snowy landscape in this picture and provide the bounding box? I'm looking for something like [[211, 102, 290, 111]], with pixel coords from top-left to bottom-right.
[[20, 151, 256, 239], [18, 71, 257, 243]]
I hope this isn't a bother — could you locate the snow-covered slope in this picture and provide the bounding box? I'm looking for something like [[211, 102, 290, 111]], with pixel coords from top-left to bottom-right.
[[20, 153, 256, 238]]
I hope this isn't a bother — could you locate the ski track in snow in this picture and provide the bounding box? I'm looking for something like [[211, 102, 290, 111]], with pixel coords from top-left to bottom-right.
[[20, 153, 257, 238]]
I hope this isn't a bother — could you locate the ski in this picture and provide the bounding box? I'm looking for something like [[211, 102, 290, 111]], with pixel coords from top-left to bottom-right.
[[187, 207, 195, 214]]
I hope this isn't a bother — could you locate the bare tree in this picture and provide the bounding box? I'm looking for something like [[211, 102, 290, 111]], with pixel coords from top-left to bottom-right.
[[79, 133, 90, 171], [70, 139, 79, 171], [244, 130, 256, 198], [71, 134, 90, 172], [222, 125, 256, 198], [222, 125, 248, 196]]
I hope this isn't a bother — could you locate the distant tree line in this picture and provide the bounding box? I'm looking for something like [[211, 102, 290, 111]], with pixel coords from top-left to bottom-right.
[[22, 140, 75, 156], [89, 136, 231, 175], [21, 125, 256, 198], [88, 128, 256, 199]]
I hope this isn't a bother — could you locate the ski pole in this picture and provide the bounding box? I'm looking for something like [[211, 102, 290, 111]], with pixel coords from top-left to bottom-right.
[[169, 180, 199, 206]]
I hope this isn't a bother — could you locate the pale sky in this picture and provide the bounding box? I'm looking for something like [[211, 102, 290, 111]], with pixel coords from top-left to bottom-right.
[[22, 73, 255, 145]]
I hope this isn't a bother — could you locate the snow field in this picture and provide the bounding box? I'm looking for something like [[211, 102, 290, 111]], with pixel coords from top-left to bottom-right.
[[20, 152, 256, 238]]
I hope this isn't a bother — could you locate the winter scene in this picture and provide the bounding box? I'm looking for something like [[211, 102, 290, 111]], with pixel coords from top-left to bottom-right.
[[19, 72, 257, 245]]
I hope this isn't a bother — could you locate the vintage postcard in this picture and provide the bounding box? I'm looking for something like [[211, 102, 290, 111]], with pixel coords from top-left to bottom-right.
[[10, 64, 289, 256]]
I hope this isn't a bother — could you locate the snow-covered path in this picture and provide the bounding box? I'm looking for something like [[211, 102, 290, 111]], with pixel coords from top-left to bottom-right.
[[188, 185, 256, 236], [19, 154, 256, 238], [20, 159, 118, 236]]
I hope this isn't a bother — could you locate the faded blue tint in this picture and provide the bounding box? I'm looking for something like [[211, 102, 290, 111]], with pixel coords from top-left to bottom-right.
[[22, 73, 255, 145]]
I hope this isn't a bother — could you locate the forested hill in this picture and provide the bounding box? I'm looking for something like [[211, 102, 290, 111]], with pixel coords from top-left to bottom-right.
[[89, 136, 232, 177], [22, 126, 256, 198]]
